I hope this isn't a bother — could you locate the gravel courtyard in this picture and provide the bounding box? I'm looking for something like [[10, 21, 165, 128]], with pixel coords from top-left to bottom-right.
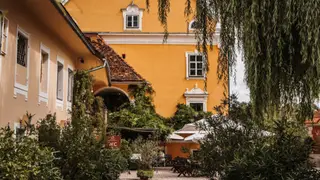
[[119, 167, 207, 180]]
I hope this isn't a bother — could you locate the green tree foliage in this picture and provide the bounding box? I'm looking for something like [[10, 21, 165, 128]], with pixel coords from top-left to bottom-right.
[[155, 0, 320, 121], [38, 70, 126, 180], [0, 128, 61, 180], [38, 114, 60, 149], [197, 96, 319, 180], [108, 83, 172, 137], [170, 103, 212, 130], [131, 136, 160, 170]]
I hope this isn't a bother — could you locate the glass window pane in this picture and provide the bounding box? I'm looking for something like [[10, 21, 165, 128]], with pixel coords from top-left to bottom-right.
[[127, 16, 132, 27], [190, 103, 203, 111], [133, 21, 138, 27], [57, 63, 64, 100], [133, 16, 138, 27], [190, 70, 196, 75], [17, 33, 28, 67], [190, 63, 196, 68], [190, 55, 195, 61], [197, 70, 203, 76], [197, 55, 203, 62], [197, 63, 202, 68]]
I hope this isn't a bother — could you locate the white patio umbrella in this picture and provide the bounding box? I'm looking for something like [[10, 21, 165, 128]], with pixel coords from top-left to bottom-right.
[[167, 133, 184, 140], [184, 132, 207, 142]]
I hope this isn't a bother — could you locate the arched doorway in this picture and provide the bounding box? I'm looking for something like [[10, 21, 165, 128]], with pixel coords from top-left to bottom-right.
[[95, 87, 131, 112]]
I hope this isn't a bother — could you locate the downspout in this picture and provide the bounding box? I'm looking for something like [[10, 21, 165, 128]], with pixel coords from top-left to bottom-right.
[[87, 57, 112, 87]]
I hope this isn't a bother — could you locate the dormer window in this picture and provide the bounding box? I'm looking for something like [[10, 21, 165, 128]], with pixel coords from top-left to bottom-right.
[[126, 15, 139, 28], [122, 3, 144, 31]]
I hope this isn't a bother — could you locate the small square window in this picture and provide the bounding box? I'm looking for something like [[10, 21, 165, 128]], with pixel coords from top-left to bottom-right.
[[190, 103, 204, 112], [126, 15, 139, 29], [188, 54, 204, 77]]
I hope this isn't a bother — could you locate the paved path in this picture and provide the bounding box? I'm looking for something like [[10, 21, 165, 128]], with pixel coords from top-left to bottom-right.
[[120, 167, 207, 180]]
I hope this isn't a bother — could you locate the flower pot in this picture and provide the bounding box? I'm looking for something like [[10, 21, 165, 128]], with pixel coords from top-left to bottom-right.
[[137, 169, 154, 180]]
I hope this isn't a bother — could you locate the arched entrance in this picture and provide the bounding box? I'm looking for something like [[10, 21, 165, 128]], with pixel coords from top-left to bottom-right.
[[95, 87, 131, 112]]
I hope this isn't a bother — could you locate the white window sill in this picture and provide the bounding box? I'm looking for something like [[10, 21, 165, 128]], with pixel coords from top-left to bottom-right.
[[186, 76, 206, 80], [14, 83, 28, 101], [67, 101, 72, 111], [56, 99, 64, 110], [39, 95, 48, 105], [124, 28, 141, 31]]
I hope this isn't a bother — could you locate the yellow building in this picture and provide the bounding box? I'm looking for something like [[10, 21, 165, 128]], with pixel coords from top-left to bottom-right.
[[65, 0, 226, 117], [0, 0, 111, 129]]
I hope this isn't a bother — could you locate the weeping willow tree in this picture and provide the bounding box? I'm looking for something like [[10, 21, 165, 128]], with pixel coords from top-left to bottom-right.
[[153, 0, 320, 122]]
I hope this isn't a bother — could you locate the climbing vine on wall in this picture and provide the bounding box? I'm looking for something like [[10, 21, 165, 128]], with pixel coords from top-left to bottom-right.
[[108, 83, 172, 137]]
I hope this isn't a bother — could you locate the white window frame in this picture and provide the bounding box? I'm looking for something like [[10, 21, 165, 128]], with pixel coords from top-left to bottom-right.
[[38, 43, 50, 105], [189, 102, 205, 112], [56, 56, 64, 109], [67, 65, 74, 111], [122, 4, 143, 31], [184, 84, 208, 112], [14, 26, 30, 100], [126, 15, 140, 29], [1, 16, 9, 55], [186, 97, 207, 112], [185, 51, 206, 80]]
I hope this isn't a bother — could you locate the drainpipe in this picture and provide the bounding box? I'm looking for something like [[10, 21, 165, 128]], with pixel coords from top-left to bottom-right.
[[87, 58, 112, 87]]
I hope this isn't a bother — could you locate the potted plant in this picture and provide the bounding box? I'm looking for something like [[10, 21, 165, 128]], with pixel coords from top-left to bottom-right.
[[132, 137, 160, 180]]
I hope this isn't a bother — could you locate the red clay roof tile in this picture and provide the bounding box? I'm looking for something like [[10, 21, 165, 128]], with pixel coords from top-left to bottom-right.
[[87, 35, 145, 83]]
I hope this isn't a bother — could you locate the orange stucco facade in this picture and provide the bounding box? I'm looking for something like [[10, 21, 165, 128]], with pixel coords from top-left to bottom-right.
[[66, 0, 226, 117], [65, 0, 196, 33], [0, 0, 105, 128], [166, 142, 200, 159], [110, 44, 224, 116]]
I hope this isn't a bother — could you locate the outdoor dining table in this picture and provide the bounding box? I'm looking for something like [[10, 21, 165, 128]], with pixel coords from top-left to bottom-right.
[[176, 160, 201, 177]]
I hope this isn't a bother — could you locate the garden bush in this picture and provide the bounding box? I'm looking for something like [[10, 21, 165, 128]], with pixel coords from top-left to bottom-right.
[[37, 70, 127, 180], [0, 128, 61, 180], [108, 84, 172, 138], [170, 103, 212, 130], [198, 96, 320, 180]]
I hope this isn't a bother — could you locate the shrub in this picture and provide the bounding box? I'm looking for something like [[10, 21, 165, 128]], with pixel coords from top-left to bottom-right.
[[0, 128, 61, 180], [198, 96, 320, 180], [38, 113, 60, 149], [137, 170, 154, 179], [108, 84, 172, 138], [38, 71, 127, 180], [131, 137, 160, 170], [170, 103, 212, 130]]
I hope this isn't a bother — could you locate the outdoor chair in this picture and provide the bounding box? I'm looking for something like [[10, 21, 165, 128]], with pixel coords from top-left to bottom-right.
[[165, 154, 172, 166]]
